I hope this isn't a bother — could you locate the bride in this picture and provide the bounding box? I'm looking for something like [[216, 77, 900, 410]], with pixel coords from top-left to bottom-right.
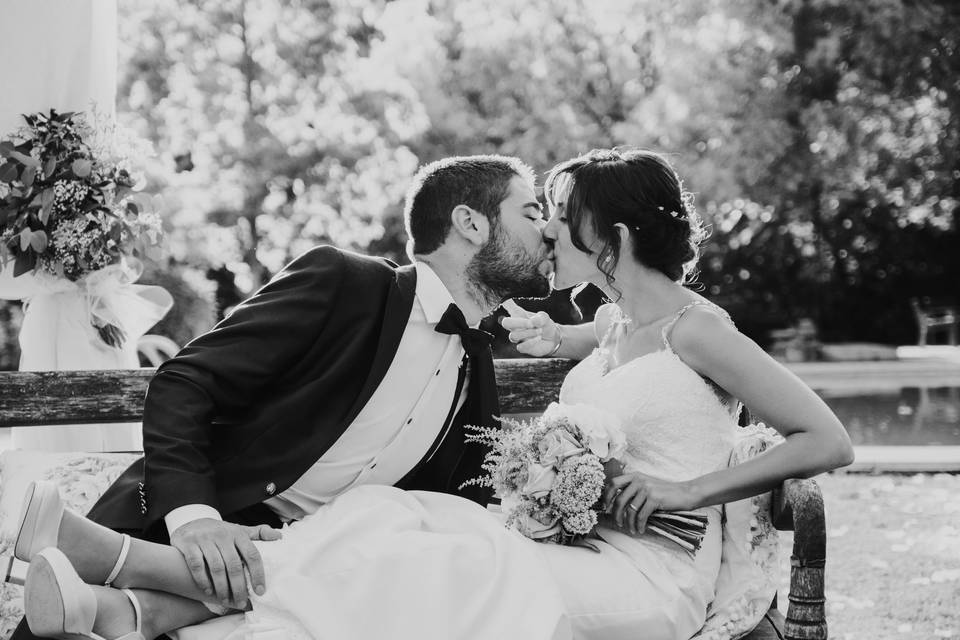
[[14, 148, 853, 640]]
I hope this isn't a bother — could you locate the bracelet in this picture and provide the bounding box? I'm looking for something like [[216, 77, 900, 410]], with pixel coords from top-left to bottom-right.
[[546, 325, 564, 357]]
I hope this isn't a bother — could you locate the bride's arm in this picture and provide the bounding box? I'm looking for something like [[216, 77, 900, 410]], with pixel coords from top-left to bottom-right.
[[501, 314, 598, 359], [605, 308, 853, 533]]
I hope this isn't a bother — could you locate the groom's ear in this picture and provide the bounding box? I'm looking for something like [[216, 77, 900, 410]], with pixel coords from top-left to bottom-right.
[[450, 205, 490, 247]]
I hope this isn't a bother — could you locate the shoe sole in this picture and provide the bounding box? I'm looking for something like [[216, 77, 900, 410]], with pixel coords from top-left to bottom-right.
[[24, 549, 98, 639], [14, 482, 60, 562]]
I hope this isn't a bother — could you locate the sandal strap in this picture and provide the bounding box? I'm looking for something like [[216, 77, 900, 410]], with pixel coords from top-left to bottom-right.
[[104, 534, 131, 587], [120, 588, 144, 637]]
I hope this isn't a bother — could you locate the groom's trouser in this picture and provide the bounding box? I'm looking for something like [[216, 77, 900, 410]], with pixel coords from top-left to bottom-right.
[[10, 491, 283, 640]]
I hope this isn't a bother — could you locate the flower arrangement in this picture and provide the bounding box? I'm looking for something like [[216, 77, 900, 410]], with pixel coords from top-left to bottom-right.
[[466, 402, 708, 553], [0, 109, 162, 345]]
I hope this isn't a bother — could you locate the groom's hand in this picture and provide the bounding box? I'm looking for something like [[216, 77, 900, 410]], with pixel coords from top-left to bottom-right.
[[171, 518, 282, 609]]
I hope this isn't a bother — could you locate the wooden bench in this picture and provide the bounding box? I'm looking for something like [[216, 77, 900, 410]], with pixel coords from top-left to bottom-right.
[[0, 362, 828, 640]]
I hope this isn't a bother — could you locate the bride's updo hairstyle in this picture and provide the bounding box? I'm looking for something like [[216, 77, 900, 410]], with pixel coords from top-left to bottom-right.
[[544, 148, 706, 292]]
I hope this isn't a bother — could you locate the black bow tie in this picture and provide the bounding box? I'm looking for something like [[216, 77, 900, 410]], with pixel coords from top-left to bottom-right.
[[434, 304, 494, 357], [434, 302, 499, 427]]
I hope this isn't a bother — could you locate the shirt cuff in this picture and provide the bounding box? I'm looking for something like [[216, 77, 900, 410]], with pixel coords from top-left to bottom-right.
[[165, 504, 223, 537]]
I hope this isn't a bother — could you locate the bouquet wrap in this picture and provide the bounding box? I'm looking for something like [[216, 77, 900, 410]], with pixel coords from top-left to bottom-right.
[[0, 257, 172, 370], [467, 402, 709, 554]]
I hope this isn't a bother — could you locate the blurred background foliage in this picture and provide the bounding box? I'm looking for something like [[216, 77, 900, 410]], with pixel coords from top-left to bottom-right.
[[3, 0, 958, 366]]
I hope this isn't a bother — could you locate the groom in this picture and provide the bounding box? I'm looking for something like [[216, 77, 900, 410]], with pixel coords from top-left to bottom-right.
[[12, 154, 552, 639]]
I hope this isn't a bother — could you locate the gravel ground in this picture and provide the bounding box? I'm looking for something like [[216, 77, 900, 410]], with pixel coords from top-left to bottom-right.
[[777, 472, 960, 639]]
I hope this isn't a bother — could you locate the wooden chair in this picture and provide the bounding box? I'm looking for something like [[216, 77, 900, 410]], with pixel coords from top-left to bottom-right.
[[0, 361, 829, 640], [768, 318, 821, 363], [911, 298, 958, 346]]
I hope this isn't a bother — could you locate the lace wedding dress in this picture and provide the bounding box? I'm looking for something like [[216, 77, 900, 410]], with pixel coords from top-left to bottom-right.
[[176, 302, 766, 640], [540, 301, 741, 638]]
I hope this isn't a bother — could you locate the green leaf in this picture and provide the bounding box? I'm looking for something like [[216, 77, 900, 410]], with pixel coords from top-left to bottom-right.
[[0, 162, 17, 183], [19, 228, 31, 251], [9, 150, 40, 168], [0, 141, 14, 158], [22, 165, 36, 188], [13, 251, 36, 277], [71, 159, 92, 177], [29, 229, 48, 253], [43, 156, 57, 179]]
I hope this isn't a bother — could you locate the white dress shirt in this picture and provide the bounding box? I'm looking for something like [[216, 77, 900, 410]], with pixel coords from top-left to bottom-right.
[[165, 262, 469, 533]]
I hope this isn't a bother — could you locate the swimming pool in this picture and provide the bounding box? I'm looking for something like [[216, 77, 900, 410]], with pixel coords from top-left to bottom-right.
[[818, 386, 960, 446]]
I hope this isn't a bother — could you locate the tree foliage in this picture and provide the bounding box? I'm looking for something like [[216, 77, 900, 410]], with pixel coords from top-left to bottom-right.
[[114, 0, 959, 344]]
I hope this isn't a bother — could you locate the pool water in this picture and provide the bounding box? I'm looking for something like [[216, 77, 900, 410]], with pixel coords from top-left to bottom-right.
[[817, 386, 960, 446]]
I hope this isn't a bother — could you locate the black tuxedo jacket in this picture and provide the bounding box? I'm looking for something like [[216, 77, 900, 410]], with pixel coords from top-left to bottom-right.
[[89, 246, 496, 539]]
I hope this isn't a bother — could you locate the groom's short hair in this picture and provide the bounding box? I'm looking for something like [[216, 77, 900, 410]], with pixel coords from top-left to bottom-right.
[[404, 155, 535, 255]]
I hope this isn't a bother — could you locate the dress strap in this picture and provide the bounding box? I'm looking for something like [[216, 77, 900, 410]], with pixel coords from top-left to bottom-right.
[[595, 303, 630, 351], [661, 301, 734, 353]]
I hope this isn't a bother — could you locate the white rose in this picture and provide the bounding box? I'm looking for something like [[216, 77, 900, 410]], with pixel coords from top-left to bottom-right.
[[543, 402, 626, 462], [522, 464, 558, 499], [517, 511, 562, 539], [537, 428, 586, 466]]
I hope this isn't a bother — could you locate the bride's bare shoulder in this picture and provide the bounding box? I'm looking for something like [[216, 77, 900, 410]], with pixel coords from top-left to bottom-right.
[[668, 304, 742, 360]]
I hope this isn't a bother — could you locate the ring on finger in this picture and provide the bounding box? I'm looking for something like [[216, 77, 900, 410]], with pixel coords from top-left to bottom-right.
[[627, 503, 639, 511]]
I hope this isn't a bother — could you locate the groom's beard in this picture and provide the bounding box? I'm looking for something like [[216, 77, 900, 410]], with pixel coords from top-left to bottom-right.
[[466, 225, 550, 307]]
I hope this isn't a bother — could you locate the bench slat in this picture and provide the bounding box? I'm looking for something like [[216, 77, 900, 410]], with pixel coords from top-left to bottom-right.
[[0, 360, 578, 427], [0, 369, 155, 426]]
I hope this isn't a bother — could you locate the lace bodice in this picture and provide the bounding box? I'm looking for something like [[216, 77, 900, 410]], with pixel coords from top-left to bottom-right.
[[560, 302, 740, 481]]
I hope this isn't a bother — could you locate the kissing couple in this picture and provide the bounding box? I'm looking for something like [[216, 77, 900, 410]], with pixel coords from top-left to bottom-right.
[[11, 148, 853, 640]]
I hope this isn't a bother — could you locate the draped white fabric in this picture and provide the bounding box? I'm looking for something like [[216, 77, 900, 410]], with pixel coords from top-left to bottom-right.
[[0, 0, 117, 134]]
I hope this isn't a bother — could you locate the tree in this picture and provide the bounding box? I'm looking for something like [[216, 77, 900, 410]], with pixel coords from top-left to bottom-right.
[[118, 0, 423, 286], [699, 0, 960, 343]]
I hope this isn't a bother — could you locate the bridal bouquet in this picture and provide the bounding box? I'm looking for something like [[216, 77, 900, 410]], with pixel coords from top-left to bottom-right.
[[466, 402, 708, 553], [0, 109, 162, 346]]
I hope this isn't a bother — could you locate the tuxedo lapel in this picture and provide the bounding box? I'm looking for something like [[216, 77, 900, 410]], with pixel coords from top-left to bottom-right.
[[343, 263, 417, 427]]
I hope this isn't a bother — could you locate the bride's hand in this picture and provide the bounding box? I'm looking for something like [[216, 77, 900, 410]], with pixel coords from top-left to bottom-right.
[[500, 301, 562, 357], [602, 472, 700, 535]]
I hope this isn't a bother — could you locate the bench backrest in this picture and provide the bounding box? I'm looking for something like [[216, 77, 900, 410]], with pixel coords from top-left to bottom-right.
[[0, 360, 577, 427]]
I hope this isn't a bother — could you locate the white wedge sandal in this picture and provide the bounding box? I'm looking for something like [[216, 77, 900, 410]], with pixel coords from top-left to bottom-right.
[[14, 481, 65, 562], [25, 547, 145, 640], [13, 480, 133, 588]]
